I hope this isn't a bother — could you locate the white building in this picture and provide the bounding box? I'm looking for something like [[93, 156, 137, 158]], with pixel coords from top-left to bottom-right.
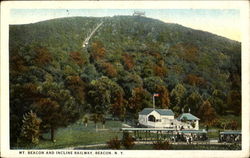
[[133, 11, 145, 16], [176, 113, 200, 130], [138, 108, 199, 130], [138, 108, 175, 128]]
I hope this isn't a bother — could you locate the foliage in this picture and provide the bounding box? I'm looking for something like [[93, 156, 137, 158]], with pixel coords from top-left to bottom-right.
[[9, 16, 241, 146], [90, 41, 106, 61], [106, 137, 121, 149], [32, 81, 80, 141], [90, 113, 101, 127], [122, 132, 135, 149], [128, 87, 151, 117], [20, 110, 42, 145], [153, 140, 172, 150], [100, 62, 118, 78], [170, 84, 187, 114], [155, 85, 170, 109], [69, 51, 85, 66], [83, 117, 88, 127], [185, 91, 203, 115], [122, 53, 135, 70], [88, 76, 124, 115], [198, 100, 217, 125], [227, 90, 241, 115], [226, 143, 241, 150]]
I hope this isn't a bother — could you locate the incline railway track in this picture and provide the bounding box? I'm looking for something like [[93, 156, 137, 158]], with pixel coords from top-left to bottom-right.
[[82, 21, 104, 48]]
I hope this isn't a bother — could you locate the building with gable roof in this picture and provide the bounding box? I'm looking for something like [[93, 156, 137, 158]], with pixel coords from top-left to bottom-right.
[[176, 113, 200, 130], [138, 108, 200, 130]]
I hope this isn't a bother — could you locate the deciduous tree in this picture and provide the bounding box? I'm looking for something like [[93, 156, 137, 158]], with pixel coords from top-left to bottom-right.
[[198, 100, 217, 125]]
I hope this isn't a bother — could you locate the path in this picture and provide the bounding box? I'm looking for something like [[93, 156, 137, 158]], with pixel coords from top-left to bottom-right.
[[64, 144, 106, 150], [82, 21, 104, 48], [63, 140, 236, 150], [122, 123, 132, 128]]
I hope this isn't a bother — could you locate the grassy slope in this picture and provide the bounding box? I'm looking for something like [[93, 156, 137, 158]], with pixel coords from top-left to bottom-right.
[[33, 120, 122, 149]]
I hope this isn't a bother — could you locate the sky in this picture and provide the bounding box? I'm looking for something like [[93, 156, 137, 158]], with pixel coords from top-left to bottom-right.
[[10, 9, 241, 41]]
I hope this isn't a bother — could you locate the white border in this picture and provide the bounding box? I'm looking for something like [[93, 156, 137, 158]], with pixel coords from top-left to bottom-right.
[[1, 1, 249, 158]]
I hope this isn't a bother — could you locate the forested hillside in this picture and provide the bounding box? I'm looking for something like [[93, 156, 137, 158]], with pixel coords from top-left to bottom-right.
[[9, 16, 241, 146]]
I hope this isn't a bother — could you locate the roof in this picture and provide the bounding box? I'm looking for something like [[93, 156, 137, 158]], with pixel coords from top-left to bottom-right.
[[139, 108, 174, 116], [220, 131, 241, 135], [176, 113, 200, 121], [121, 128, 176, 131], [178, 130, 207, 134]]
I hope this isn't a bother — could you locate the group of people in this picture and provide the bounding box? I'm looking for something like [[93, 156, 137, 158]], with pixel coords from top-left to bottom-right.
[[219, 134, 241, 143], [171, 132, 207, 143]]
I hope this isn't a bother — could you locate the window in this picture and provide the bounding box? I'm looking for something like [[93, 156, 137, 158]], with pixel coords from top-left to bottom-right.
[[148, 115, 156, 122]]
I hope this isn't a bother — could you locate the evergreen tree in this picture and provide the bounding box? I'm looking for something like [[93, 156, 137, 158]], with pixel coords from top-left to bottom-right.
[[20, 110, 41, 145]]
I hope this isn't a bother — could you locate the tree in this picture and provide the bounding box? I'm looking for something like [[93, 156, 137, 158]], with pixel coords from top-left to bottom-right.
[[209, 90, 227, 115], [65, 75, 86, 105], [69, 51, 85, 67], [230, 120, 238, 130], [180, 43, 199, 62], [32, 81, 79, 142], [198, 100, 217, 125], [90, 41, 106, 61], [91, 113, 101, 131], [101, 62, 117, 78], [153, 60, 167, 78], [117, 73, 143, 99], [170, 84, 186, 113], [10, 83, 42, 145], [143, 76, 165, 94], [185, 91, 203, 115], [83, 116, 88, 127], [81, 64, 99, 82], [107, 137, 121, 149], [110, 92, 127, 119], [20, 110, 42, 145], [99, 114, 106, 129], [128, 87, 151, 118], [122, 132, 135, 149], [227, 90, 241, 115], [33, 47, 53, 67], [142, 64, 154, 78], [122, 53, 135, 70], [88, 76, 124, 115], [185, 74, 206, 87], [155, 85, 170, 109]]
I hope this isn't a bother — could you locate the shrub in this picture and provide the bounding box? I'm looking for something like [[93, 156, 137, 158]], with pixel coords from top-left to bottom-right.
[[122, 132, 135, 149], [226, 143, 241, 150], [153, 140, 172, 150], [107, 137, 121, 149], [230, 120, 238, 130]]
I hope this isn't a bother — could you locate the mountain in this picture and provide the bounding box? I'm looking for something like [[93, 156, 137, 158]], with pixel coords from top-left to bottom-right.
[[9, 16, 241, 144]]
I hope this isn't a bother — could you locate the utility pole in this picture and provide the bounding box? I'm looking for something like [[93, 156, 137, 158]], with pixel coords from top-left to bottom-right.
[[153, 95, 155, 109]]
